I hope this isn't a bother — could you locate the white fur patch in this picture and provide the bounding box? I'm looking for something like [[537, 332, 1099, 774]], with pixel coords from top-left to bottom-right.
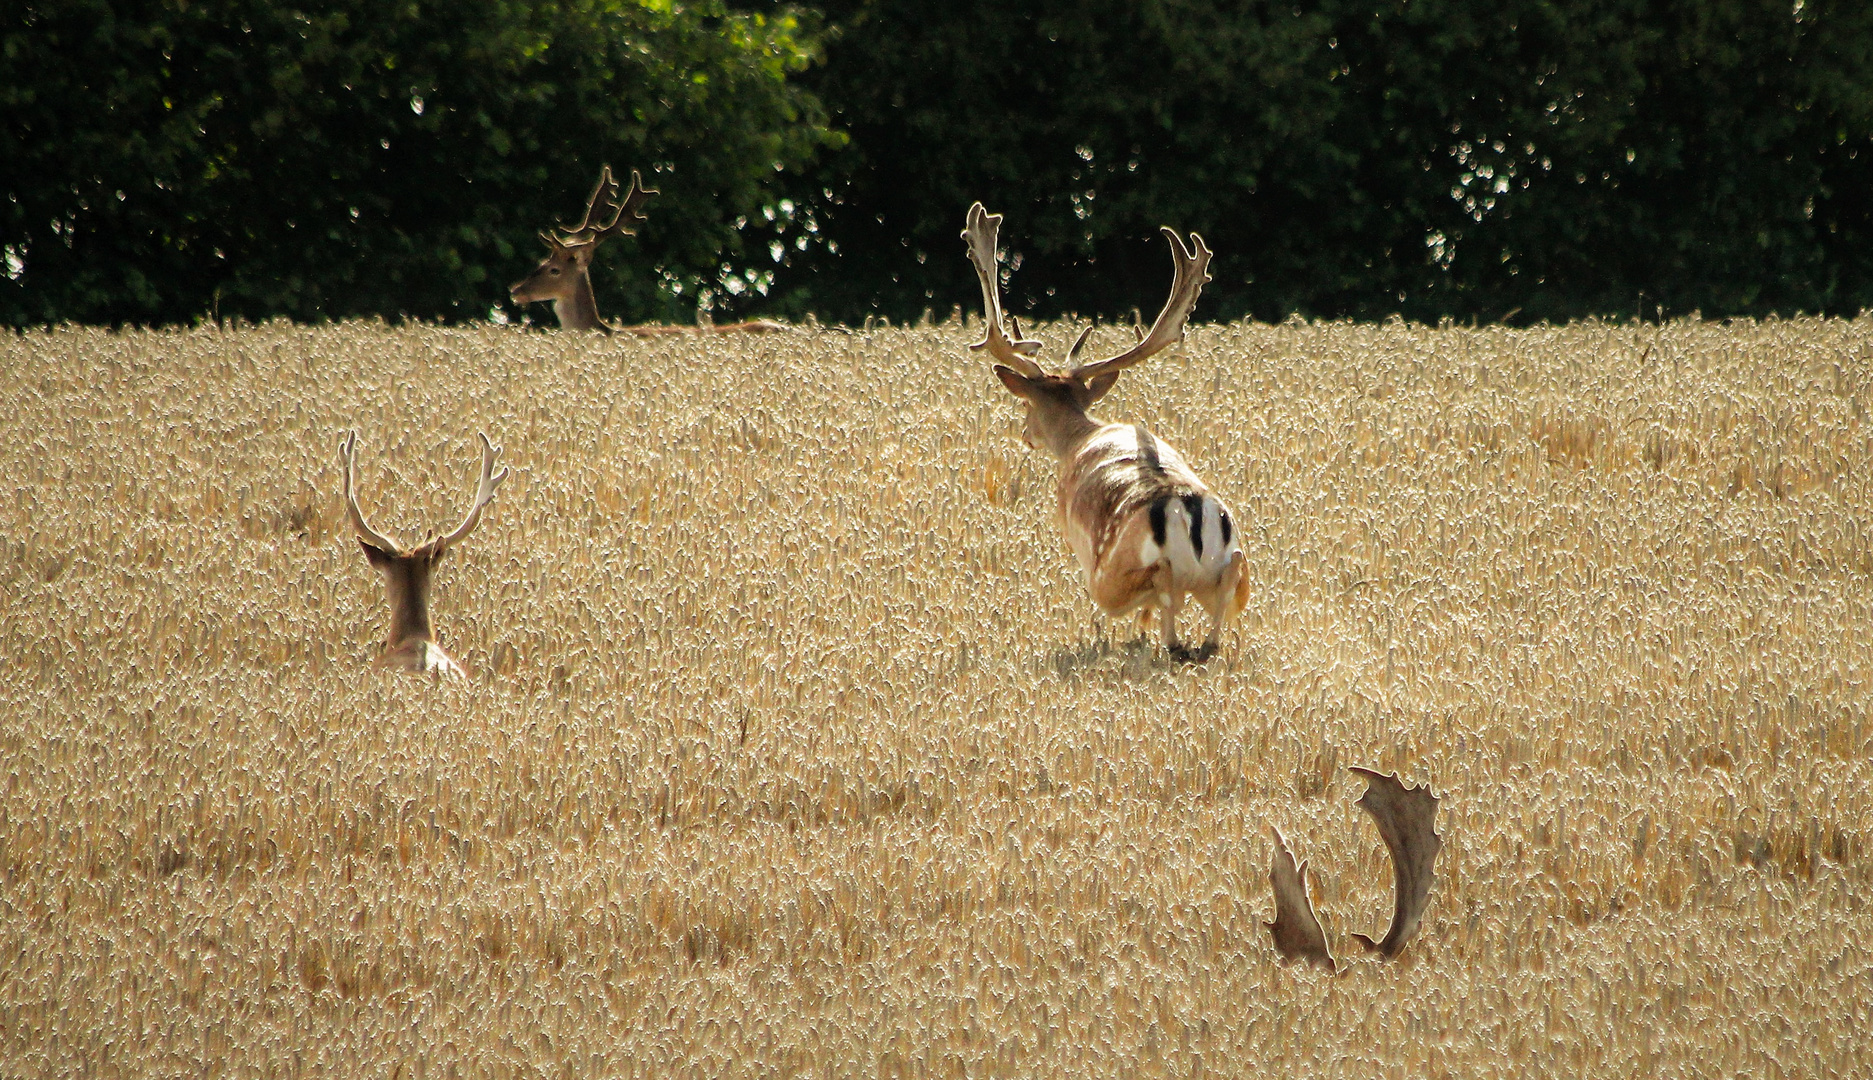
[[1159, 495, 1241, 588]]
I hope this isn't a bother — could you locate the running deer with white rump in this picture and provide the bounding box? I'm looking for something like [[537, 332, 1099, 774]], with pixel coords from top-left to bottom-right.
[[509, 165, 786, 335], [339, 431, 509, 678], [963, 202, 1247, 659]]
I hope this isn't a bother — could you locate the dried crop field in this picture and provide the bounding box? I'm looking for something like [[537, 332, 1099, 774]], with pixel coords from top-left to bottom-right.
[[2, 316, 1870, 1077]]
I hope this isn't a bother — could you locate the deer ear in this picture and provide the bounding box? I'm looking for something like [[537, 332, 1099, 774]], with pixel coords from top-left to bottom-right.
[[994, 365, 1035, 398], [361, 541, 395, 567], [1081, 369, 1122, 403]]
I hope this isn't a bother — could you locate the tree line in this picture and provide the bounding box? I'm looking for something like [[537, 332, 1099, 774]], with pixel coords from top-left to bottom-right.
[[6, 0, 1873, 328]]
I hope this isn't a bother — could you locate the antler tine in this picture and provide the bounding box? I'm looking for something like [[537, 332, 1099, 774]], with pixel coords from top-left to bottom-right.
[[614, 169, 659, 234], [590, 168, 658, 243], [339, 431, 403, 553], [559, 167, 658, 248], [1349, 767, 1443, 958], [1265, 826, 1337, 972], [961, 202, 1047, 378], [557, 165, 621, 238], [437, 432, 510, 550], [1070, 226, 1212, 383]]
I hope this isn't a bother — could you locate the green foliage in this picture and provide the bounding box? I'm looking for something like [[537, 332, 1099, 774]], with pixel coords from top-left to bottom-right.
[[769, 0, 1873, 325], [10, 0, 1873, 326], [0, 0, 836, 326]]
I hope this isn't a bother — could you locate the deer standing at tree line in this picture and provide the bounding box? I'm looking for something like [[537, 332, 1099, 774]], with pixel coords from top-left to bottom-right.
[[509, 165, 788, 335]]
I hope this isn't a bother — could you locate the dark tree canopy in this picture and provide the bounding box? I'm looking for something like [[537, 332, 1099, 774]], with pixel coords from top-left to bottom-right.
[[0, 0, 836, 327], [7, 0, 1873, 327], [766, 0, 1873, 325]]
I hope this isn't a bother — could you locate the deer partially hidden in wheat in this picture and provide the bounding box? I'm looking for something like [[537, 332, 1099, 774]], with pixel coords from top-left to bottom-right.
[[1267, 768, 1443, 973], [509, 165, 787, 335], [964, 203, 1247, 659], [340, 431, 508, 678]]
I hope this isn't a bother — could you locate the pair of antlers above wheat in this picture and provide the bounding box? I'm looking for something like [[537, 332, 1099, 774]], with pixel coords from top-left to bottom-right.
[[1268, 769, 1443, 973]]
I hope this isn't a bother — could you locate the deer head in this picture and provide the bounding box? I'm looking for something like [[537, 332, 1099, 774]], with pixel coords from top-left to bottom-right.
[[962, 202, 1212, 457], [509, 165, 657, 332], [340, 430, 509, 678]]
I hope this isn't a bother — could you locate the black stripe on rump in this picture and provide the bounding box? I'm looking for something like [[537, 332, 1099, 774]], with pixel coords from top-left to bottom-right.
[[1149, 497, 1169, 548], [1219, 508, 1233, 549], [1183, 493, 1206, 558]]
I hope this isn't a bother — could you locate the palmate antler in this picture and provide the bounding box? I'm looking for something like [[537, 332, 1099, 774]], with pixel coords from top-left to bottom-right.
[[961, 203, 1047, 378], [961, 201, 1213, 390], [1266, 826, 1337, 972], [338, 431, 510, 553], [1264, 768, 1443, 971], [340, 430, 404, 553], [435, 432, 510, 551], [1350, 767, 1442, 958], [544, 165, 659, 253]]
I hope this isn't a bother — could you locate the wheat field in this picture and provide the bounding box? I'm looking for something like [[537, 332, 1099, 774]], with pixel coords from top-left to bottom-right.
[[1, 316, 1869, 1077]]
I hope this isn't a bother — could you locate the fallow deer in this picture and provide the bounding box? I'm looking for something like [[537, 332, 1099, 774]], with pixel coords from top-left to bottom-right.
[[963, 202, 1247, 659], [509, 165, 787, 335], [340, 430, 509, 678], [1266, 768, 1443, 972]]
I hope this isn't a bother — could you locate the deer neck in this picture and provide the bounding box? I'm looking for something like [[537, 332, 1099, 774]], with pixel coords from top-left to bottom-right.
[[381, 555, 437, 651], [552, 273, 609, 332], [1033, 401, 1106, 462]]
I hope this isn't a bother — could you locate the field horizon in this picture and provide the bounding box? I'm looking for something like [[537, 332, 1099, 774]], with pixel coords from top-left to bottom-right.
[[1, 315, 1868, 1076]]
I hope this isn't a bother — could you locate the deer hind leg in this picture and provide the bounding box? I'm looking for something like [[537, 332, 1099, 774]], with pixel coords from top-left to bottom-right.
[[1161, 585, 1188, 658], [1089, 548, 1166, 648], [405, 641, 465, 679], [1198, 550, 1247, 659]]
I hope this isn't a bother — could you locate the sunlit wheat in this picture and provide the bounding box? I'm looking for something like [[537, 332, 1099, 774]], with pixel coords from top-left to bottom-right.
[[0, 315, 1868, 1076]]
